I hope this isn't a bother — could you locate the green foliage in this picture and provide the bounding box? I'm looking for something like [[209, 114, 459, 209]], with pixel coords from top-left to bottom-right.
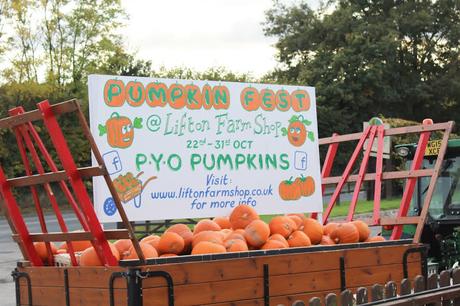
[[264, 0, 460, 137], [151, 66, 254, 83]]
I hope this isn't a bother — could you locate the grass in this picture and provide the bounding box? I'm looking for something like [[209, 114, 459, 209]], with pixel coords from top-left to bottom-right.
[[259, 198, 401, 223], [132, 198, 403, 235], [326, 198, 401, 218], [6, 196, 401, 237]]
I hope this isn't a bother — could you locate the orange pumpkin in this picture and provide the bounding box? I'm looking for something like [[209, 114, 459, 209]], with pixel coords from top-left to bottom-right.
[[287, 231, 312, 248], [168, 83, 186, 109], [269, 216, 296, 238], [229, 205, 259, 229], [323, 222, 339, 236], [59, 241, 92, 252], [202, 84, 214, 109], [352, 220, 370, 242], [291, 89, 310, 112], [141, 235, 160, 251], [165, 224, 193, 253], [34, 242, 57, 262], [56, 249, 67, 254], [185, 84, 203, 109], [80, 243, 120, 266], [244, 220, 270, 248], [126, 81, 145, 106], [330, 223, 359, 244], [213, 216, 232, 229], [275, 89, 291, 111], [104, 79, 125, 106], [225, 232, 246, 242], [287, 213, 307, 221], [279, 177, 301, 201], [192, 241, 226, 255], [192, 231, 224, 248], [194, 219, 221, 234], [295, 176, 315, 196], [301, 218, 323, 244], [233, 229, 246, 236], [113, 239, 133, 258], [157, 232, 185, 255], [105, 113, 134, 148], [383, 225, 394, 231], [124, 242, 158, 260], [225, 239, 249, 252], [240, 87, 260, 111], [320, 235, 336, 245], [212, 85, 230, 109], [220, 229, 233, 240], [146, 82, 167, 107], [260, 89, 276, 111], [261, 239, 287, 250], [365, 236, 386, 243], [268, 234, 290, 248], [286, 215, 303, 229]]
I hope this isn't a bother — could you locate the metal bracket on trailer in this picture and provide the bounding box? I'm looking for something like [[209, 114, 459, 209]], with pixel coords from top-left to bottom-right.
[[263, 264, 270, 306], [64, 269, 70, 306], [340, 256, 346, 292], [109, 269, 174, 306], [12, 268, 32, 306], [403, 246, 428, 286]]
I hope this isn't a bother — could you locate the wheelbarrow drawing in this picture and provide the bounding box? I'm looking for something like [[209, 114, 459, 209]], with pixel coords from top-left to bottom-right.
[[112, 171, 157, 208]]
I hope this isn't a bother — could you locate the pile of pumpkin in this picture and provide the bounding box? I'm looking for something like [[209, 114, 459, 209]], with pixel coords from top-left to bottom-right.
[[33, 205, 385, 266]]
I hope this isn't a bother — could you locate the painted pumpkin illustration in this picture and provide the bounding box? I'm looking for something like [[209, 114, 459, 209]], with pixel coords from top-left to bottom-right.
[[126, 81, 145, 107], [240, 87, 260, 111], [104, 79, 125, 107], [281, 115, 315, 147], [288, 121, 307, 147], [279, 177, 301, 201], [295, 175, 315, 196], [98, 112, 142, 148]]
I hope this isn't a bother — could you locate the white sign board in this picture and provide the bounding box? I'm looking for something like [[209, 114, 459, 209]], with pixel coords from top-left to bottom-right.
[[363, 121, 391, 159], [88, 75, 323, 222]]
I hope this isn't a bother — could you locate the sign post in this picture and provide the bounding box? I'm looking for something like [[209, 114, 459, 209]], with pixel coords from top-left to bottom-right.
[[88, 75, 323, 222]]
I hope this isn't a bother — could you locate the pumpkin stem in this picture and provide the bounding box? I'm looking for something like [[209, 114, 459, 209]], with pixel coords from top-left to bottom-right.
[[110, 112, 120, 118]]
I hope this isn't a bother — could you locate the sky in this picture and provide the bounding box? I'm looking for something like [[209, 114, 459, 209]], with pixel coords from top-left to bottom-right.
[[120, 0, 320, 78]]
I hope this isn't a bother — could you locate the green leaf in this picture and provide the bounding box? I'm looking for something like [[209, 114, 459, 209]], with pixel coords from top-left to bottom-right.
[[308, 131, 315, 142], [281, 127, 288, 136], [98, 124, 106, 136], [133, 117, 143, 129], [289, 115, 299, 123], [302, 119, 312, 126]]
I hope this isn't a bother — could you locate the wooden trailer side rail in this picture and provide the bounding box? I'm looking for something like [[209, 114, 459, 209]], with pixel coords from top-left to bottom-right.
[[318, 119, 454, 243], [14, 241, 424, 306], [0, 99, 145, 266]]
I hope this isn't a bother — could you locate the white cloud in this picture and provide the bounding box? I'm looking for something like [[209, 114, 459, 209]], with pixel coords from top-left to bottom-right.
[[120, 0, 320, 77]]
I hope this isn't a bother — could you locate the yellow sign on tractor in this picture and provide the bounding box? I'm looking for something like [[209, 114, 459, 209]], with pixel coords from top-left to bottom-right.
[[425, 140, 442, 156]]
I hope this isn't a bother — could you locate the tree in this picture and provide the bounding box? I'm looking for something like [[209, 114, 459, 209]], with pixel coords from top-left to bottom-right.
[[3, 0, 127, 93], [41, 0, 126, 91], [264, 0, 460, 136]]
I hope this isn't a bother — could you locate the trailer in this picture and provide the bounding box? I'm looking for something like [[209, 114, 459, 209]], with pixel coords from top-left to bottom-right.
[[14, 241, 422, 306], [0, 98, 454, 305]]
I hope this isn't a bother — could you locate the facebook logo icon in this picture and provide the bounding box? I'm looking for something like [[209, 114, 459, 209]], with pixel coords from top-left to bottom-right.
[[294, 151, 308, 170], [103, 151, 123, 175]]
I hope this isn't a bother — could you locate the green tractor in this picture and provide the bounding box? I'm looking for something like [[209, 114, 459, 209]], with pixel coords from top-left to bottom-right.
[[391, 139, 460, 270]]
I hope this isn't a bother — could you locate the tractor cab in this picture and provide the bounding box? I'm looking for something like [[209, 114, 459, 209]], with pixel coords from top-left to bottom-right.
[[395, 139, 460, 268]]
